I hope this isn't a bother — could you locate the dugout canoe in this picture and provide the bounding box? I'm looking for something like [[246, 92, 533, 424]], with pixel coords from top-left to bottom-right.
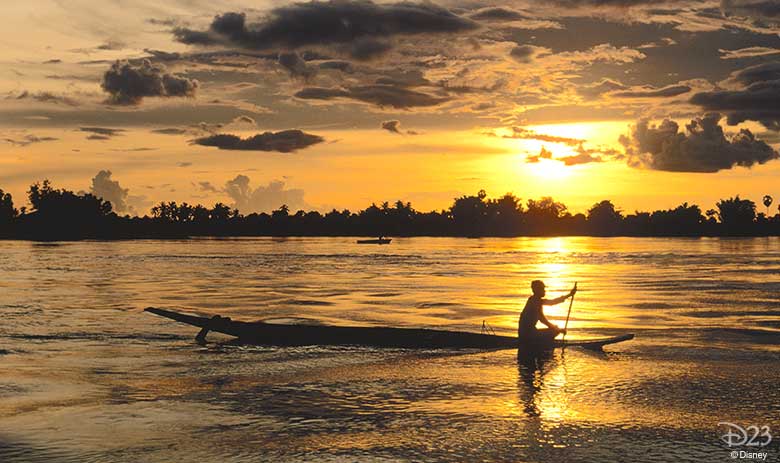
[[145, 307, 633, 350]]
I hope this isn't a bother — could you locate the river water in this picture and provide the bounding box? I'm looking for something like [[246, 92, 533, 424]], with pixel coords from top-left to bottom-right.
[[0, 237, 779, 462]]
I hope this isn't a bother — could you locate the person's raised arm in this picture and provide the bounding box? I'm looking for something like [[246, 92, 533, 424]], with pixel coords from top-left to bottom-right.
[[541, 285, 577, 306]]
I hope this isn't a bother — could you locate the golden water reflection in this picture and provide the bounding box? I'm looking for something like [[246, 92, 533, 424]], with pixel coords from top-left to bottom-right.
[[1, 237, 779, 461]]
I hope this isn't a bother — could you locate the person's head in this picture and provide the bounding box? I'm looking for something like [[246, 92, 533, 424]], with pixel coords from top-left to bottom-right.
[[531, 280, 546, 296]]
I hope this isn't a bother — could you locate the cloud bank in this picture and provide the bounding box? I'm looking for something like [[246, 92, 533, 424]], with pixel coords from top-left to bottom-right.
[[102, 59, 198, 105], [88, 170, 150, 215], [224, 175, 307, 213], [621, 113, 778, 172], [173, 1, 476, 52], [691, 62, 780, 130]]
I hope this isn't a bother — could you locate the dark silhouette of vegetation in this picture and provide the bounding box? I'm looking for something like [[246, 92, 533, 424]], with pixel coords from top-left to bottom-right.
[[0, 180, 779, 240], [19, 181, 115, 239], [0, 189, 18, 237], [715, 196, 756, 234]]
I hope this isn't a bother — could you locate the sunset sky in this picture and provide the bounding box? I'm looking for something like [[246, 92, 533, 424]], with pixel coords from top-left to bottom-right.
[[1, 0, 779, 216]]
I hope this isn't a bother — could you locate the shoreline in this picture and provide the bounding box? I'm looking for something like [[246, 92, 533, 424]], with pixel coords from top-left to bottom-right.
[[2, 233, 780, 242]]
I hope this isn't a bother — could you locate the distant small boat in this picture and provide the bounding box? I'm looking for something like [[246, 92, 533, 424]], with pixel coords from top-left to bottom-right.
[[356, 238, 392, 244]]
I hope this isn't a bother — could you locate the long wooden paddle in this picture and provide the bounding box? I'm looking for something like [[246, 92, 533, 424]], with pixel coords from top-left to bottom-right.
[[562, 282, 577, 343]]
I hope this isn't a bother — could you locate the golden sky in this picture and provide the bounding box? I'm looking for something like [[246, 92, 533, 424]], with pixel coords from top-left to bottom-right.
[[1, 0, 779, 215]]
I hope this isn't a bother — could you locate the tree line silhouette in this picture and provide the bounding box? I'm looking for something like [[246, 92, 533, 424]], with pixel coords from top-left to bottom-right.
[[1, 181, 779, 240]]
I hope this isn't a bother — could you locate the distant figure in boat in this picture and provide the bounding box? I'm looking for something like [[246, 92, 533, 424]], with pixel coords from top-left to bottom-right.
[[518, 280, 576, 346], [356, 236, 392, 244]]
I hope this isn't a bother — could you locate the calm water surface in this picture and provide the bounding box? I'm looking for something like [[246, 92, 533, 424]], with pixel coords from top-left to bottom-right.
[[1, 237, 779, 462]]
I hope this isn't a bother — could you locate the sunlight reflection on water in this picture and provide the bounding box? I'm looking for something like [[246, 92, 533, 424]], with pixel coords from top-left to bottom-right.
[[1, 237, 779, 462]]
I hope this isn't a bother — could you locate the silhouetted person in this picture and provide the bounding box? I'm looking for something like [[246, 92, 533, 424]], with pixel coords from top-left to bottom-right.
[[518, 280, 576, 347]]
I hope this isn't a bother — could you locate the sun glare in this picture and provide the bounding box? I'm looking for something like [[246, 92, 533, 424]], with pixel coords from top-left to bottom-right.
[[504, 121, 630, 181], [527, 157, 572, 179]]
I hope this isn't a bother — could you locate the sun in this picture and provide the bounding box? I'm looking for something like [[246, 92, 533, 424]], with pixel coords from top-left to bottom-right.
[[520, 142, 573, 179], [511, 121, 628, 179], [527, 157, 572, 179]]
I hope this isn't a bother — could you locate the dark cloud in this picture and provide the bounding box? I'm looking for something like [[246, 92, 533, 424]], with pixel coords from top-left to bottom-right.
[[472, 102, 496, 111], [692, 82, 780, 112], [638, 37, 677, 49], [579, 79, 628, 99], [187, 116, 256, 136], [86, 134, 110, 141], [45, 73, 100, 82], [224, 175, 307, 214], [297, 50, 332, 61], [558, 145, 622, 165], [504, 127, 584, 146], [692, 82, 780, 130], [559, 152, 603, 166], [374, 69, 431, 87], [733, 62, 780, 86], [172, 2, 476, 52], [318, 60, 354, 72], [278, 52, 318, 79], [43, 59, 62, 64], [691, 63, 780, 130], [721, 0, 780, 22], [70, 40, 127, 54], [719, 46, 780, 59], [621, 113, 778, 172], [151, 127, 188, 135], [470, 7, 527, 21], [509, 45, 539, 63], [173, 28, 216, 45], [198, 181, 220, 193], [147, 18, 177, 27], [381, 120, 402, 134], [348, 37, 393, 60], [11, 90, 79, 106], [144, 49, 183, 61], [436, 78, 512, 95], [612, 84, 691, 98], [295, 85, 448, 108], [526, 146, 554, 163], [97, 40, 126, 51], [548, 0, 675, 5], [80, 127, 125, 136], [101, 59, 198, 105], [233, 115, 256, 126], [194, 121, 225, 135], [380, 119, 418, 134], [2, 134, 58, 146], [177, 162, 193, 167], [293, 87, 360, 99], [194, 130, 325, 152]]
